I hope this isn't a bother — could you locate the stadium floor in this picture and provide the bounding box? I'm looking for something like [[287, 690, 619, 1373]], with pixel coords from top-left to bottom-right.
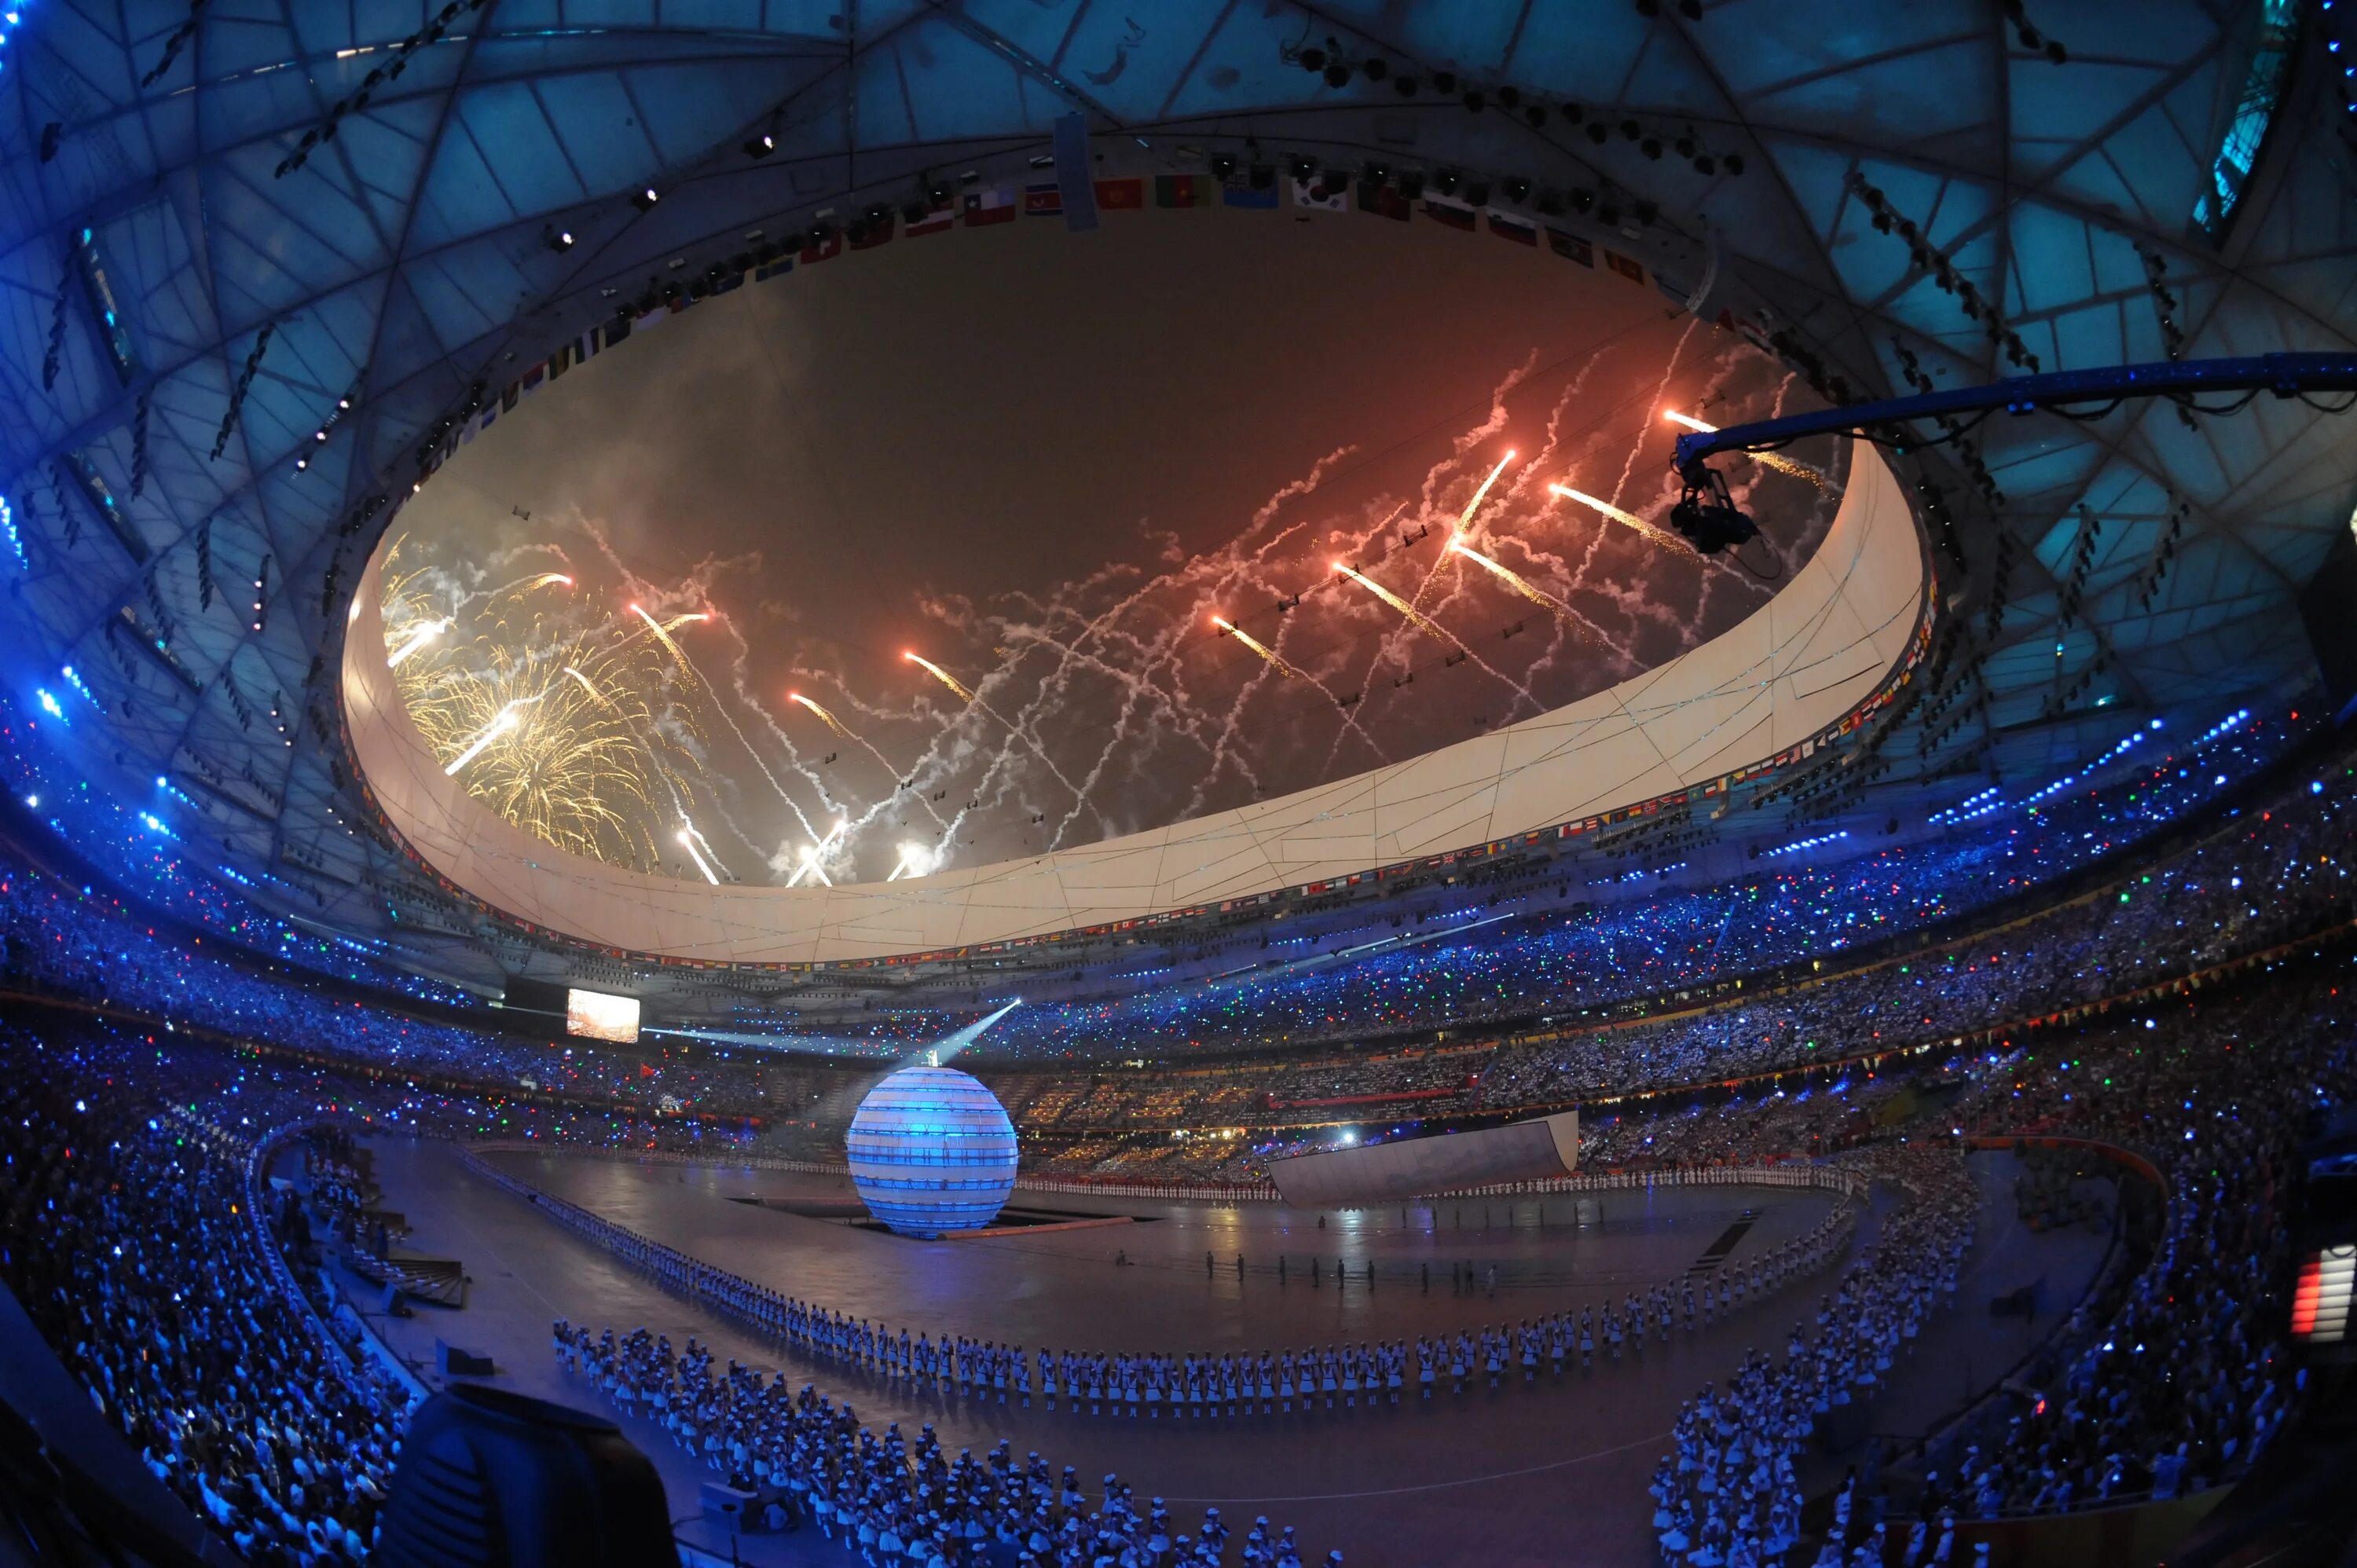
[[358, 1141, 2106, 1566]]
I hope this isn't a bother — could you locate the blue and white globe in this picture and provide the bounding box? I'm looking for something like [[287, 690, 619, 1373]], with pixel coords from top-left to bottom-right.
[[845, 1065, 1019, 1236]]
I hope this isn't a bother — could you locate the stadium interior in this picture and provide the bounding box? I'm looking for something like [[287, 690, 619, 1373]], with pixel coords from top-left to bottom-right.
[[3, 2, 2357, 1566]]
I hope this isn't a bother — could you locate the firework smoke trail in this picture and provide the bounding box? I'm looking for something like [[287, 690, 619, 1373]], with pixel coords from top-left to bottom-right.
[[1332, 559, 1541, 705], [1333, 563, 1452, 642], [905, 650, 1088, 805], [1549, 485, 1684, 550], [1446, 538, 1588, 632], [629, 603, 710, 675], [1664, 410, 1831, 490], [999, 445, 1365, 831], [561, 662, 709, 836], [1611, 313, 1702, 504], [905, 653, 976, 704], [1452, 449, 1519, 534], [789, 691, 949, 830], [787, 692, 850, 737], [675, 827, 721, 884], [1211, 617, 1310, 680], [631, 603, 839, 848], [487, 570, 575, 601]]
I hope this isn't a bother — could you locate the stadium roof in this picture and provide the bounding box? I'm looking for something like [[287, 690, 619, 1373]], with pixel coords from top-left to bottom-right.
[[2, 0, 2353, 1006]]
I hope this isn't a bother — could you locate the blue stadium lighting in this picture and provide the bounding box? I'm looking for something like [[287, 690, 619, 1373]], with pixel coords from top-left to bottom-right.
[[1763, 831, 1848, 858], [1929, 786, 2005, 827], [34, 688, 63, 721], [2022, 726, 2162, 810], [2194, 708, 2253, 746], [0, 496, 22, 566], [60, 666, 96, 706]]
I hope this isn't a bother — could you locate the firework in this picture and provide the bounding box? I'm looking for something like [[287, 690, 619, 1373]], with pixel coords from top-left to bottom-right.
[[786, 817, 848, 888], [394, 577, 709, 873], [905, 652, 977, 703], [1452, 449, 1518, 533], [487, 570, 574, 600], [1666, 411, 1830, 489], [676, 824, 721, 885], [1211, 616, 1307, 680], [1549, 484, 1681, 548], [387, 618, 446, 668], [787, 691, 850, 736], [1334, 562, 1452, 642], [443, 696, 540, 775], [629, 603, 710, 676], [1446, 538, 1585, 632]]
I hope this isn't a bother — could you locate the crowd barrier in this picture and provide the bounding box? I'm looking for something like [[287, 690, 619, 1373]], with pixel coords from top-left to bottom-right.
[[462, 1138, 1864, 1207], [460, 1140, 1285, 1203], [210, 1116, 428, 1409]]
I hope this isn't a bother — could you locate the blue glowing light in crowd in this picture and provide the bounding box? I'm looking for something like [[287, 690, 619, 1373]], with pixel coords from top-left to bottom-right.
[[1763, 830, 1849, 859], [845, 1064, 1019, 1236], [34, 688, 63, 721]]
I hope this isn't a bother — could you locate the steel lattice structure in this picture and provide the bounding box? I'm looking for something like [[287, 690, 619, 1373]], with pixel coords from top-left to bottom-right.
[[1, 0, 2353, 1008]]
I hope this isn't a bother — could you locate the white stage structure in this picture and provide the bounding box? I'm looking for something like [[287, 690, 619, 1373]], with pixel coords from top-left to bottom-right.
[[1269, 1112, 1583, 1207], [343, 441, 1925, 965]]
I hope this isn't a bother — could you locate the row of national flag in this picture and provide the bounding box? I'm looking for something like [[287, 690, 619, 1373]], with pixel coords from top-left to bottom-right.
[[936, 171, 1662, 291], [439, 168, 1776, 469]]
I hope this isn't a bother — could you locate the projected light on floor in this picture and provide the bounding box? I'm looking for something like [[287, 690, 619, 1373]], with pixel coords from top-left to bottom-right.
[[845, 1001, 1025, 1236]]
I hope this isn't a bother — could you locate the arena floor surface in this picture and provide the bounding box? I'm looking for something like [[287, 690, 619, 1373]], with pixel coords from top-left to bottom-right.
[[355, 1141, 2106, 1566]]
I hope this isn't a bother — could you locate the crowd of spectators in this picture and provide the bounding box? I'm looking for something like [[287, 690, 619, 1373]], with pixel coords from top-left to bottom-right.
[[0, 698, 2352, 1566], [0, 1015, 411, 1564], [930, 712, 2311, 1061], [1916, 965, 2351, 1526]]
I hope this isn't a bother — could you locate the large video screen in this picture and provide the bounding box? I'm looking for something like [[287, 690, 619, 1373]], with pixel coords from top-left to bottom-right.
[[565, 987, 641, 1044]]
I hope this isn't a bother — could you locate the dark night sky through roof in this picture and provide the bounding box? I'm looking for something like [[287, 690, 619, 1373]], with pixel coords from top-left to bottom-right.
[[386, 203, 1840, 885]]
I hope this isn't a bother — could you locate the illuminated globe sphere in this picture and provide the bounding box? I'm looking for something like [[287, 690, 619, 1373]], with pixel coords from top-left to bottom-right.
[[845, 1065, 1019, 1237]]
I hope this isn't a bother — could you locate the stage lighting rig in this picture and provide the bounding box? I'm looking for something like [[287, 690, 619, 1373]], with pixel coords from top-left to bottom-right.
[[1669, 466, 1758, 555]]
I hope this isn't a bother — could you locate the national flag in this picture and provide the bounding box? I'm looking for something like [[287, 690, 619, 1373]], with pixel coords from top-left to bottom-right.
[[907, 202, 953, 236], [801, 227, 842, 263], [962, 186, 1017, 226], [1356, 181, 1411, 220], [1222, 181, 1280, 209], [849, 212, 895, 250], [1604, 249, 1646, 285], [1548, 229, 1595, 266], [1094, 176, 1145, 211], [1423, 196, 1476, 230], [1290, 178, 1348, 214], [1154, 173, 1210, 209], [1023, 182, 1063, 218], [1486, 210, 1538, 245]]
